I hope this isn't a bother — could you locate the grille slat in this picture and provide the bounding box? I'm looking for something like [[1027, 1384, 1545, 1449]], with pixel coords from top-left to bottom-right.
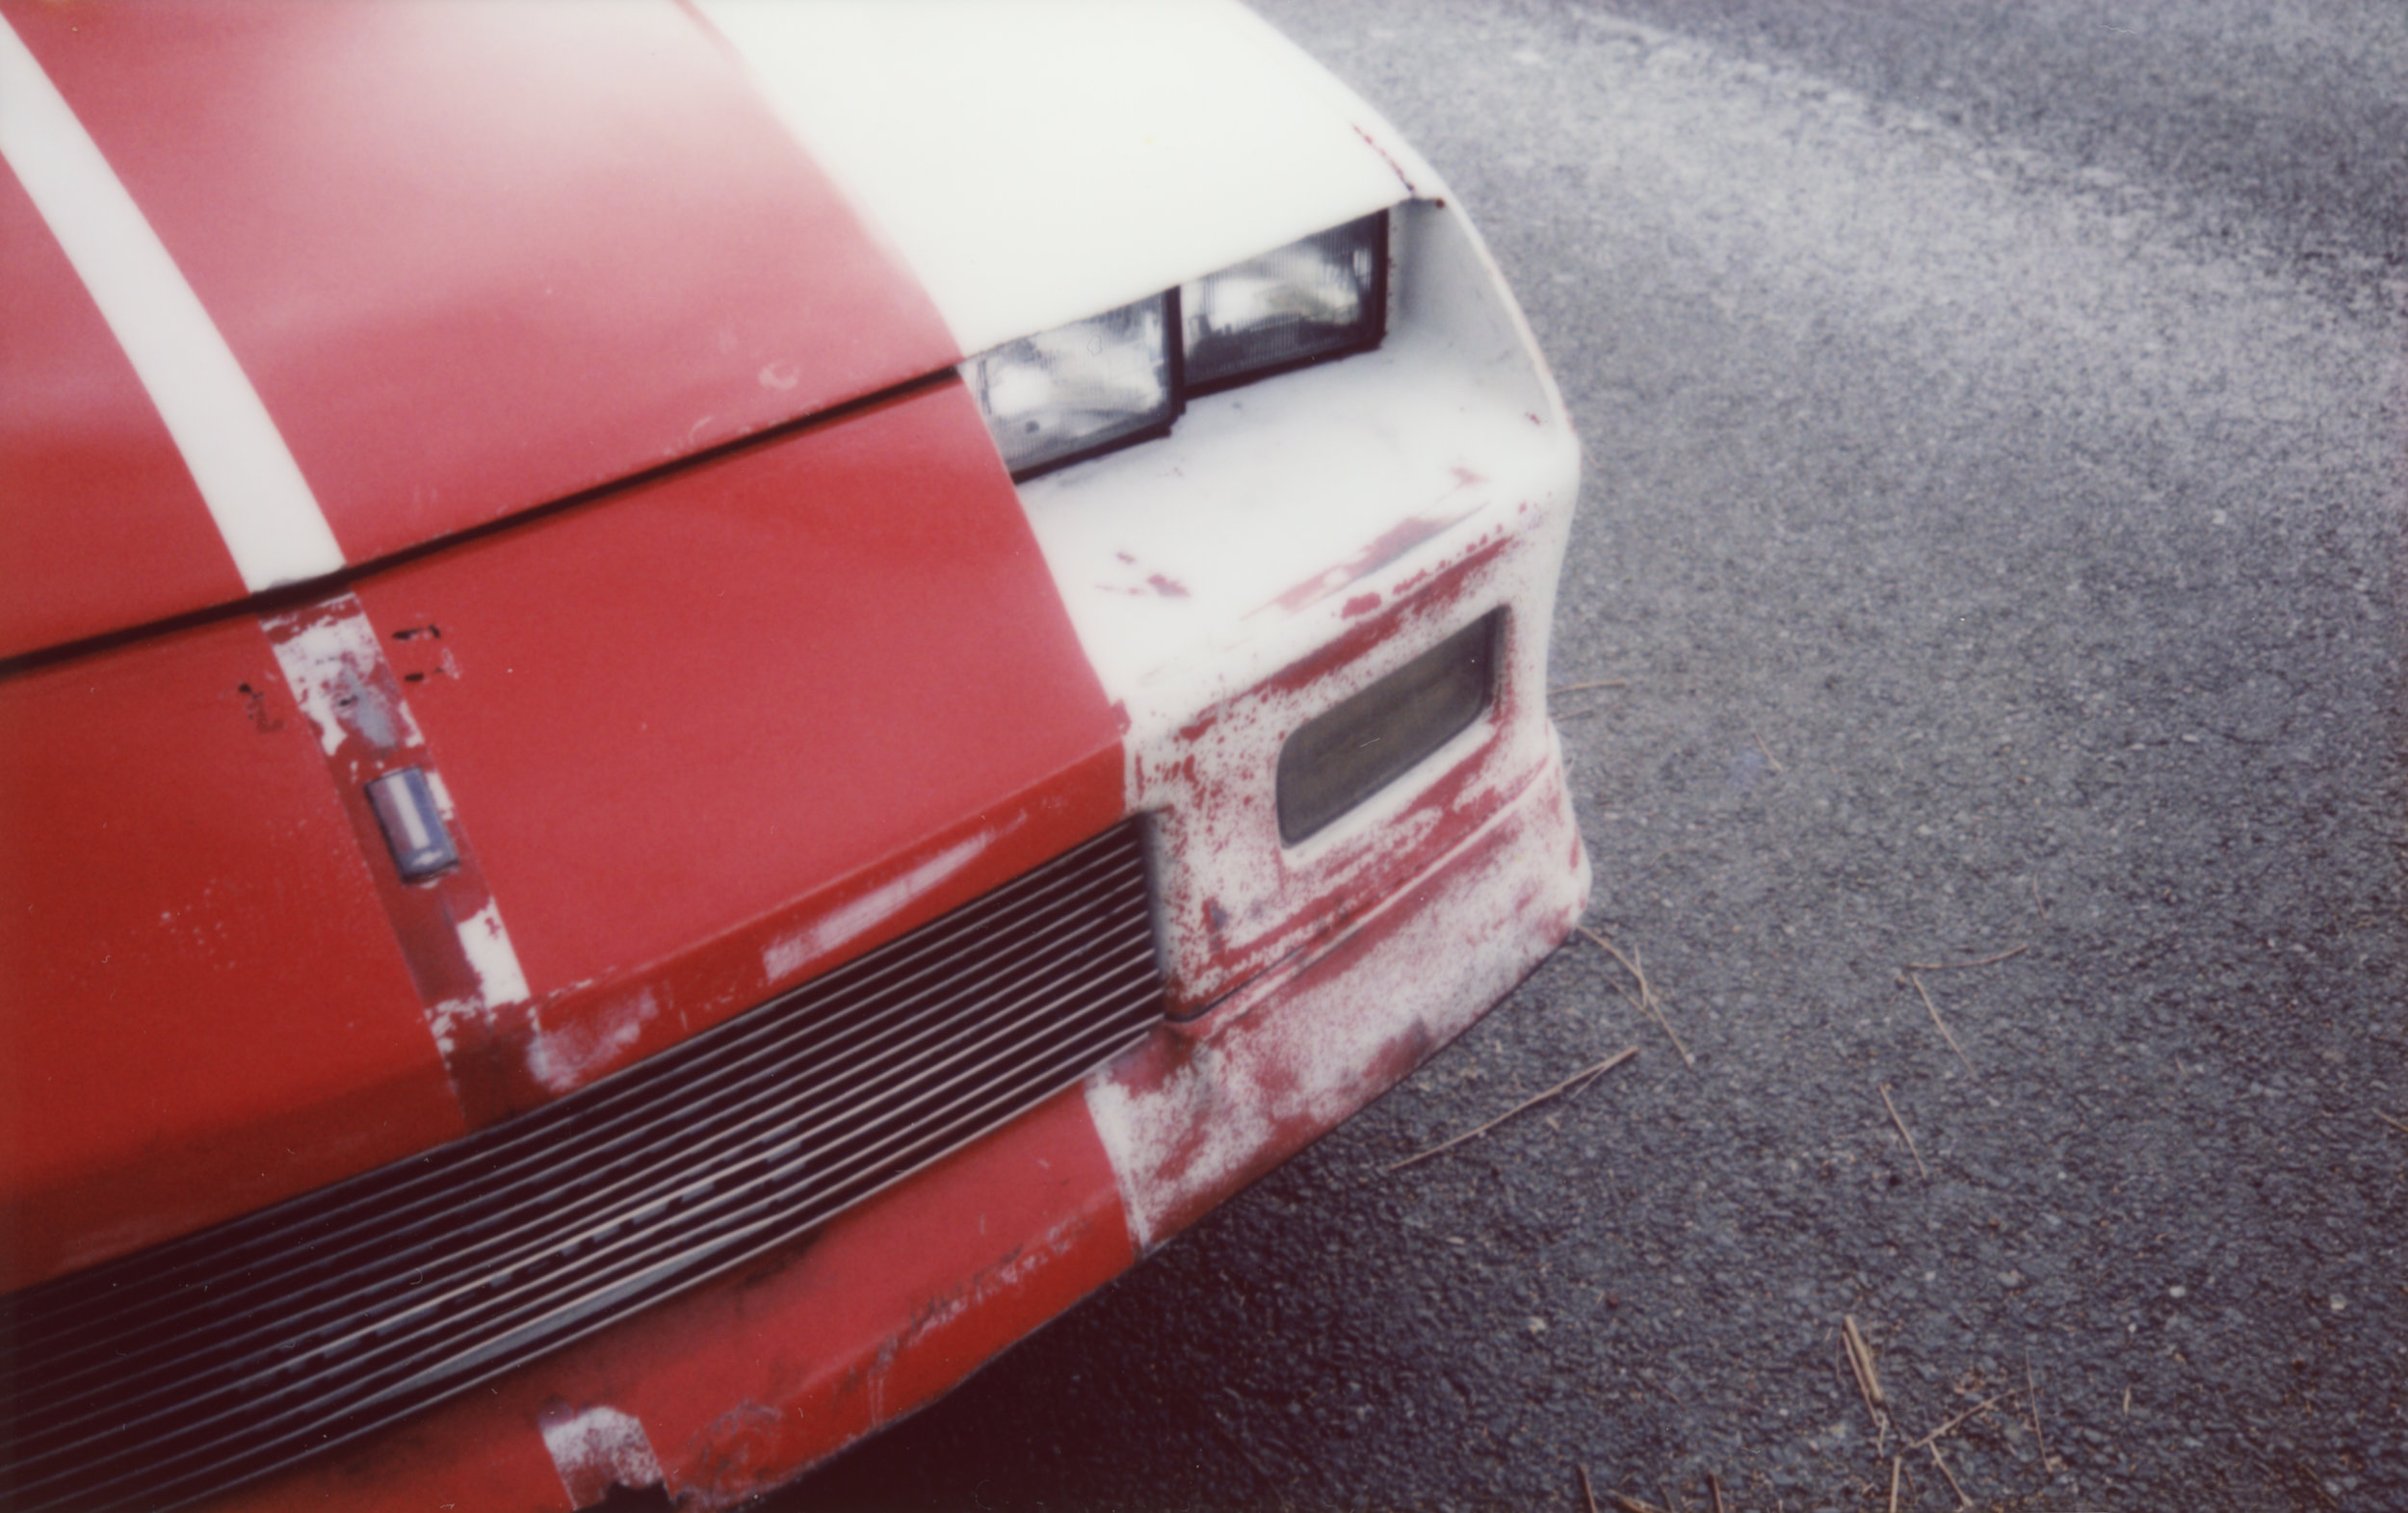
[[32, 873, 1155, 1418], [2, 821, 1162, 1513]]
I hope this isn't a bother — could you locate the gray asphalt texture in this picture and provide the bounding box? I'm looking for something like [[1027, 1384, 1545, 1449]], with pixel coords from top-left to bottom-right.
[[776, 3, 2406, 1509]]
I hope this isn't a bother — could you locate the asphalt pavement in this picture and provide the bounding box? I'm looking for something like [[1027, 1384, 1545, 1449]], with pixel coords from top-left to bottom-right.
[[778, 3, 2406, 1508]]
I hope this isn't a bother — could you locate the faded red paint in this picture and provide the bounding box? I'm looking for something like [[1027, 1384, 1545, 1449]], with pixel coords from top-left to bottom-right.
[[1142, 526, 1529, 1015], [2, 0, 954, 613], [260, 595, 549, 1125], [347, 378, 1125, 1109], [1340, 591, 1383, 617], [0, 162, 243, 662], [0, 613, 465, 1291], [1263, 509, 1477, 615], [199, 735, 1586, 1513], [1146, 572, 1192, 599], [213, 1086, 1136, 1513], [1088, 752, 1587, 1247]]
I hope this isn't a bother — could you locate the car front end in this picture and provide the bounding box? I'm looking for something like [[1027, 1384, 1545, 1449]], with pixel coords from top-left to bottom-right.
[[0, 3, 1587, 1508]]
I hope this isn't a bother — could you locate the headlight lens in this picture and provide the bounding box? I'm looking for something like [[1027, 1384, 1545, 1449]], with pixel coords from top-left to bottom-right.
[[1181, 215, 1384, 391], [963, 293, 1176, 478], [963, 212, 1387, 480]]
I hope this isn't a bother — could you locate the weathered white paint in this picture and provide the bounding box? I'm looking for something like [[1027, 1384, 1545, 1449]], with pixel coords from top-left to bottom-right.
[[1085, 746, 1589, 1252], [0, 16, 345, 591], [1016, 198, 1580, 1006], [697, 0, 1428, 354], [538, 1403, 664, 1510]]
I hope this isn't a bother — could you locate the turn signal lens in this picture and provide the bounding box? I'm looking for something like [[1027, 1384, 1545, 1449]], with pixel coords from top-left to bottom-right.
[[963, 293, 1176, 478], [1276, 611, 1500, 844], [1182, 213, 1385, 391]]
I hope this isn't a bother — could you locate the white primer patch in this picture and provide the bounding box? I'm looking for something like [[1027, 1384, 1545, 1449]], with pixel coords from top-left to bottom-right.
[[762, 829, 991, 984], [0, 17, 345, 590], [456, 900, 531, 1009], [538, 1404, 664, 1510], [267, 610, 386, 758]]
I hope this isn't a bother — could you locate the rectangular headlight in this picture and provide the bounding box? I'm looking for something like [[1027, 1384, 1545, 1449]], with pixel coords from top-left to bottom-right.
[[963, 292, 1177, 478], [1181, 212, 1385, 392], [1275, 611, 1499, 844]]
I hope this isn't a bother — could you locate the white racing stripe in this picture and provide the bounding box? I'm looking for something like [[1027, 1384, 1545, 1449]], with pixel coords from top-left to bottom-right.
[[0, 16, 344, 591], [700, 0, 1422, 356]]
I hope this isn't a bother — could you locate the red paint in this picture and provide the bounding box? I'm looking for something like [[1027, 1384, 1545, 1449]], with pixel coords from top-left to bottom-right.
[[0, 162, 239, 661], [0, 615, 466, 1291], [215, 1086, 1136, 1513], [1340, 591, 1383, 617], [350, 378, 1125, 1106], [259, 596, 543, 1125], [1092, 746, 1588, 1249], [1145, 573, 1191, 599], [1149, 531, 1521, 1013], [1265, 510, 1476, 614], [4, 0, 955, 579]]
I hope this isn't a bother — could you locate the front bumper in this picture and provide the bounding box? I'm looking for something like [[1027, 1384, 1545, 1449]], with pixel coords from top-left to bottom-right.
[[215, 722, 1584, 1513]]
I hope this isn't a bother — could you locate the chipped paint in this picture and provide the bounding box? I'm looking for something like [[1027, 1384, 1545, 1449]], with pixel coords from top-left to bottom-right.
[[762, 827, 993, 985], [270, 605, 394, 758], [455, 900, 531, 1008], [260, 594, 550, 1127], [537, 1401, 665, 1509], [525, 986, 659, 1095], [1262, 509, 1478, 615], [1088, 741, 1587, 1250]]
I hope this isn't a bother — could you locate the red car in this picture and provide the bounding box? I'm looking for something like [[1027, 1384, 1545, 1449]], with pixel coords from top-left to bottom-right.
[[0, 3, 1588, 1507]]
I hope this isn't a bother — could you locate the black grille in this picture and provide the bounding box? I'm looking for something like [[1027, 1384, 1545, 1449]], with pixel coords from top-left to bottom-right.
[[0, 821, 1162, 1512]]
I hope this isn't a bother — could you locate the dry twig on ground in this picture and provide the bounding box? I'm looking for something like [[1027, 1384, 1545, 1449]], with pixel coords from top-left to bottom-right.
[[1928, 1440, 1974, 1508], [2027, 1349, 2055, 1467], [1906, 1389, 2022, 1451], [1578, 1464, 1601, 1513], [1747, 717, 1788, 773], [1903, 943, 2029, 972], [1880, 1083, 1929, 1180], [1907, 971, 1976, 1076], [1552, 678, 1631, 694], [1384, 1049, 1637, 1173], [1578, 926, 1695, 1068]]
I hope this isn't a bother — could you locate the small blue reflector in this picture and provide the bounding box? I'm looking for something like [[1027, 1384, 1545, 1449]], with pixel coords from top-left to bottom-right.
[[366, 766, 459, 881]]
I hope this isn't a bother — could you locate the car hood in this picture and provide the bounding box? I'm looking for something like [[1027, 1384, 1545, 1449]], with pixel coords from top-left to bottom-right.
[[1, 0, 1425, 665], [0, 0, 1434, 1289]]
